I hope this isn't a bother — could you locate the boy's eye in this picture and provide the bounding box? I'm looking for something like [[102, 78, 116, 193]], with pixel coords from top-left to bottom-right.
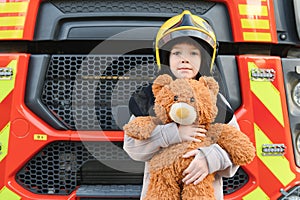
[[172, 51, 181, 55], [191, 51, 200, 56], [174, 95, 178, 101]]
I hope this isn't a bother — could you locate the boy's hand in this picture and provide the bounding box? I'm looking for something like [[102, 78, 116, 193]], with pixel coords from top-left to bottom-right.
[[178, 125, 207, 142], [182, 149, 209, 185]]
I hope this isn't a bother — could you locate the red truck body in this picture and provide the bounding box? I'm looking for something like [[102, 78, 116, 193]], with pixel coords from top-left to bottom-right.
[[0, 0, 300, 199]]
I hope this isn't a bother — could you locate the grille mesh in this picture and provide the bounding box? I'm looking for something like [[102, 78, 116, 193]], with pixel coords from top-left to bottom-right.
[[16, 141, 248, 195], [223, 168, 248, 195], [41, 55, 156, 130], [16, 141, 136, 195], [50, 0, 215, 15]]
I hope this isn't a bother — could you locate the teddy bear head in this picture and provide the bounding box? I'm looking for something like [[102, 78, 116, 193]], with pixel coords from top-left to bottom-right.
[[152, 74, 219, 126]]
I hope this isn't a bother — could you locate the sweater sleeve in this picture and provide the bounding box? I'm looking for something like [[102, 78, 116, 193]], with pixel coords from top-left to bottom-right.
[[123, 116, 182, 162], [199, 144, 239, 177], [200, 111, 240, 177]]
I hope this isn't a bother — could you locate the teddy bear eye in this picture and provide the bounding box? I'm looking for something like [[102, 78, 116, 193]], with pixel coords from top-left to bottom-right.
[[190, 97, 195, 102], [174, 95, 178, 101]]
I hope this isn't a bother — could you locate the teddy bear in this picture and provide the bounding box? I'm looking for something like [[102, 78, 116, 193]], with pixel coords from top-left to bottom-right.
[[123, 74, 255, 200]]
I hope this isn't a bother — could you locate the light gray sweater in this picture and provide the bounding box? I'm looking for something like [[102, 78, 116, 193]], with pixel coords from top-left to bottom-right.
[[123, 116, 240, 200]]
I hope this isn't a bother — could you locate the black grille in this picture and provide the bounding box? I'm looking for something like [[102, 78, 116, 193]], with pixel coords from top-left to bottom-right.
[[16, 142, 248, 196], [50, 0, 215, 15], [41, 55, 156, 130], [16, 141, 143, 195], [223, 168, 249, 195]]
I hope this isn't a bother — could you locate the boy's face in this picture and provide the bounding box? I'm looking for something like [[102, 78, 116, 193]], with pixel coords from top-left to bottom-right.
[[169, 42, 201, 79]]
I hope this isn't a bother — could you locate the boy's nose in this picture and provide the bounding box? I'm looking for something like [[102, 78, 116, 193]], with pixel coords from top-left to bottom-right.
[[181, 60, 189, 63]]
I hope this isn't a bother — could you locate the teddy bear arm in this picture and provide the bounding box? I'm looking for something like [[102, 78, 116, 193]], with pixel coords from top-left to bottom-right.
[[123, 116, 158, 140], [215, 124, 256, 166]]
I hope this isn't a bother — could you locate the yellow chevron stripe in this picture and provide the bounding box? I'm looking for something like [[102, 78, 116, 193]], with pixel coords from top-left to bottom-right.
[[243, 32, 271, 42], [0, 30, 23, 39], [0, 186, 21, 200], [254, 123, 295, 186], [0, 2, 29, 13], [0, 16, 26, 27], [238, 4, 268, 16], [241, 19, 270, 29], [0, 123, 10, 162], [248, 62, 284, 126], [0, 60, 17, 103], [242, 186, 269, 200]]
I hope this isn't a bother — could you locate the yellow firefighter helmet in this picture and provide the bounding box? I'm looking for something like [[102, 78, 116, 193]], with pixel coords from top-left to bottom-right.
[[155, 10, 217, 72]]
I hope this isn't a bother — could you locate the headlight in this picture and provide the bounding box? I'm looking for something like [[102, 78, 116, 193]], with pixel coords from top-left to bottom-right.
[[297, 134, 300, 154], [292, 82, 300, 107], [287, 196, 300, 200]]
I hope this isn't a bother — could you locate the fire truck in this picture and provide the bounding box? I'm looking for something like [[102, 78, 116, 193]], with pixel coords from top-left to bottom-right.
[[0, 0, 299, 199]]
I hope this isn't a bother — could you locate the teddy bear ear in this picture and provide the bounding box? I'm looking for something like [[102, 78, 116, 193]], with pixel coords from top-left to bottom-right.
[[200, 76, 219, 96], [152, 74, 173, 96]]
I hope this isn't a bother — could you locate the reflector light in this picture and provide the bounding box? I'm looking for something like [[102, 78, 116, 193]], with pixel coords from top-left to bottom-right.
[[262, 144, 286, 156], [292, 82, 300, 107], [250, 68, 275, 81], [0, 68, 13, 80]]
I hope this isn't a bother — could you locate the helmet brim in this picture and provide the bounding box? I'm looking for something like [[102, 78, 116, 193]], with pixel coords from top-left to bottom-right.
[[158, 29, 216, 51]]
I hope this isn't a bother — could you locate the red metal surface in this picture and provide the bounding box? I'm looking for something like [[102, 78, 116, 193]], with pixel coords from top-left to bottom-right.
[[212, 0, 278, 43], [1, 0, 299, 199], [235, 55, 299, 199]]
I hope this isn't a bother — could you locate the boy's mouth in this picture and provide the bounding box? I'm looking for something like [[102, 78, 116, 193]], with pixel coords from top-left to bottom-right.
[[178, 67, 192, 71]]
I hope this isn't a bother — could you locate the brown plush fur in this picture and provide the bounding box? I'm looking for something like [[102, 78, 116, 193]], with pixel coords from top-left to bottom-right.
[[123, 74, 255, 200]]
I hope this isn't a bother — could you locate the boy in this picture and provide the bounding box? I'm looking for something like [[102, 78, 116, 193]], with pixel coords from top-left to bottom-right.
[[124, 10, 239, 200]]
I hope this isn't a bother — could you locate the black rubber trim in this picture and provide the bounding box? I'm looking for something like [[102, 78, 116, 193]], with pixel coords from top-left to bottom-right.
[[25, 55, 68, 130]]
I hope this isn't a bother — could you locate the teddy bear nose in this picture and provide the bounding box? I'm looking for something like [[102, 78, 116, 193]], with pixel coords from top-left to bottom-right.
[[175, 107, 190, 119], [169, 102, 197, 125]]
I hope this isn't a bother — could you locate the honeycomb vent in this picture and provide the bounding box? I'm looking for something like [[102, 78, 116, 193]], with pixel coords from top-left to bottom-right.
[[223, 168, 249, 195], [16, 141, 142, 195], [41, 55, 156, 130], [50, 0, 215, 15], [16, 141, 248, 195]]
